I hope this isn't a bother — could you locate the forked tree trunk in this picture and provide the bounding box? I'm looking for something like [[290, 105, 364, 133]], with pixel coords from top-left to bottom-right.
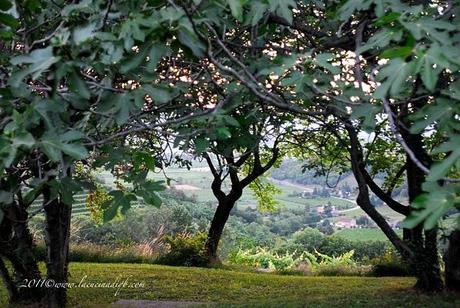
[[43, 187, 72, 308], [444, 230, 460, 292]]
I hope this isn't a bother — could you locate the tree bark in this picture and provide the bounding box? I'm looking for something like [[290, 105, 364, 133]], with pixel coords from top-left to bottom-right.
[[404, 133, 444, 292], [444, 230, 460, 292], [43, 187, 72, 308], [345, 125, 413, 258], [0, 202, 44, 304], [203, 147, 278, 264], [204, 197, 238, 264]]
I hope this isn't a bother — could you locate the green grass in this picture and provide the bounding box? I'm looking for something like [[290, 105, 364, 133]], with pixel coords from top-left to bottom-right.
[[1, 263, 458, 307], [336, 228, 403, 242]]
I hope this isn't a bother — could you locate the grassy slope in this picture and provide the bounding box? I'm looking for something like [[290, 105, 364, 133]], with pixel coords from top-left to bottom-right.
[[1, 263, 458, 307], [336, 228, 403, 242]]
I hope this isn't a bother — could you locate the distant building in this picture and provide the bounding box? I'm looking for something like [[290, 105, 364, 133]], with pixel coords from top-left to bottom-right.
[[335, 218, 357, 229], [316, 205, 338, 217]]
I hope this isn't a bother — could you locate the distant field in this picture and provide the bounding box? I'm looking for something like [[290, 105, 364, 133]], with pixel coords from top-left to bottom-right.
[[1, 262, 458, 307], [151, 167, 356, 211], [336, 228, 403, 242]]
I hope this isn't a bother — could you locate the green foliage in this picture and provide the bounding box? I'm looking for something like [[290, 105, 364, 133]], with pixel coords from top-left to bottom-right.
[[369, 248, 411, 277], [248, 179, 282, 212], [229, 247, 308, 271], [157, 232, 209, 267], [228, 246, 365, 276], [86, 184, 112, 224]]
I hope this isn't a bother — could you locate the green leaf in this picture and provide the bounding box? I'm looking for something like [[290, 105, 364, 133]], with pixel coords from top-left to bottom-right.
[[132, 151, 157, 171], [40, 135, 88, 161], [268, 0, 296, 25], [23, 184, 44, 206], [120, 43, 152, 73], [402, 191, 454, 230], [216, 127, 232, 139], [13, 132, 35, 148], [409, 98, 454, 133], [374, 59, 416, 98], [428, 148, 460, 181], [69, 70, 91, 99], [374, 12, 401, 27], [9, 47, 60, 87], [351, 103, 381, 132], [249, 2, 268, 26], [103, 190, 137, 222], [73, 23, 97, 45], [0, 0, 13, 11], [228, 0, 244, 21], [139, 190, 162, 207], [314, 53, 340, 75], [143, 85, 172, 104], [177, 29, 205, 57], [400, 17, 456, 45], [339, 0, 373, 21], [146, 44, 170, 72], [379, 46, 412, 59], [358, 29, 403, 54], [416, 45, 450, 92], [195, 137, 209, 154], [0, 12, 19, 29]]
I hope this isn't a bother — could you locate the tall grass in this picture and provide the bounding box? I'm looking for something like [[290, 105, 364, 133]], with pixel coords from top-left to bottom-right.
[[34, 242, 161, 264]]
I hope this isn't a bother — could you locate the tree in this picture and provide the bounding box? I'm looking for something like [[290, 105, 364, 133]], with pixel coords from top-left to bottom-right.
[[185, 110, 284, 262], [0, 0, 219, 305], [169, 0, 459, 291]]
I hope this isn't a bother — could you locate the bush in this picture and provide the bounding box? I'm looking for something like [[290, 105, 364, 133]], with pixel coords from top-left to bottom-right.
[[156, 232, 208, 267], [229, 247, 302, 271], [228, 246, 370, 276], [368, 249, 411, 277]]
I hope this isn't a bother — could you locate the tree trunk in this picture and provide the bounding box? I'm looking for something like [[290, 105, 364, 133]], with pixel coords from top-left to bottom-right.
[[0, 257, 18, 303], [405, 143, 444, 292], [0, 203, 44, 304], [43, 187, 72, 308], [410, 228, 443, 292], [444, 230, 460, 292], [204, 198, 236, 264], [345, 125, 413, 259]]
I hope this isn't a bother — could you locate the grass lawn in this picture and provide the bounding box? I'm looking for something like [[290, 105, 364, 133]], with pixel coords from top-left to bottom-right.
[[1, 263, 458, 307], [336, 228, 403, 242]]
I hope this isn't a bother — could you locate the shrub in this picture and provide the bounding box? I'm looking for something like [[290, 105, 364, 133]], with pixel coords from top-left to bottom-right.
[[229, 247, 303, 271], [368, 248, 411, 277], [228, 246, 369, 276], [156, 232, 208, 267]]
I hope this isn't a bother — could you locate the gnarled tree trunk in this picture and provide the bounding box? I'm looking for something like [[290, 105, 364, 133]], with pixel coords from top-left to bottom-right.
[[205, 194, 240, 263]]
